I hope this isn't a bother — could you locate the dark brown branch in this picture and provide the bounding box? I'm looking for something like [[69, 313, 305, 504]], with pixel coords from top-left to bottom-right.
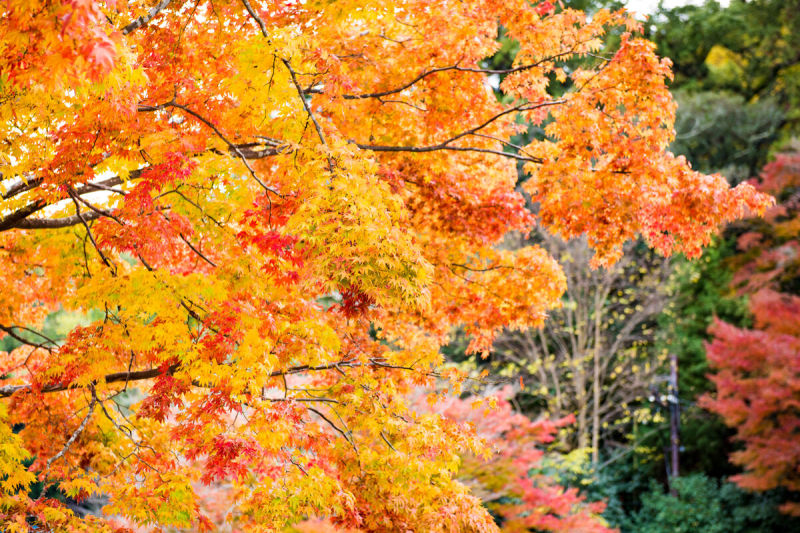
[[179, 233, 217, 267], [0, 324, 57, 351], [282, 58, 335, 172], [67, 190, 116, 273], [139, 101, 282, 195], [13, 207, 171, 231], [0, 199, 47, 232], [450, 263, 514, 272], [69, 186, 124, 226], [158, 189, 224, 227], [0, 366, 176, 398], [0, 173, 131, 231], [0, 358, 418, 398], [356, 143, 542, 163], [2, 178, 44, 200], [0, 142, 284, 232], [353, 100, 563, 163], [306, 406, 353, 447], [240, 0, 269, 38], [305, 50, 581, 100], [380, 431, 399, 453]]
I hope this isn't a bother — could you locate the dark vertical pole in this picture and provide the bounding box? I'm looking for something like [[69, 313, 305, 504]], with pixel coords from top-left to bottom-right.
[[669, 352, 680, 493]]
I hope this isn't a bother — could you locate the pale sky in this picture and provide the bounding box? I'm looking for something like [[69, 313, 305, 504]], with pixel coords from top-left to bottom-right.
[[623, 0, 730, 17]]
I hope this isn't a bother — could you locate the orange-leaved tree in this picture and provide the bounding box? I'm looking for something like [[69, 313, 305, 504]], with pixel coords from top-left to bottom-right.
[[0, 0, 770, 531]]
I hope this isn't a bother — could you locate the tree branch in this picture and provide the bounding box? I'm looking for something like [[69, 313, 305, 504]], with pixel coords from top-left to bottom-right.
[[139, 101, 282, 195], [122, 0, 173, 35], [305, 51, 581, 100], [240, 0, 269, 38], [0, 358, 417, 398], [42, 396, 97, 473], [353, 100, 563, 163], [0, 140, 286, 232]]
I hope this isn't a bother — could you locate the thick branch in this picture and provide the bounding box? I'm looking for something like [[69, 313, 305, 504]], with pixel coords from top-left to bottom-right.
[[0, 199, 47, 232], [2, 178, 44, 201], [0, 139, 286, 232], [0, 359, 416, 398]]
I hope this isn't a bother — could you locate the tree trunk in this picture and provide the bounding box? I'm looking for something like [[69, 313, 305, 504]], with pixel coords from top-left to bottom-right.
[[575, 357, 588, 449], [592, 294, 602, 465]]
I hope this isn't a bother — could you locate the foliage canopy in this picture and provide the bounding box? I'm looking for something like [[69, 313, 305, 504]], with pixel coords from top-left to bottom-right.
[[0, 0, 770, 530]]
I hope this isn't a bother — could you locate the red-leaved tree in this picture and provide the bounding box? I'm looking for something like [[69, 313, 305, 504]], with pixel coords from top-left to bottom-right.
[[428, 388, 614, 532], [703, 152, 800, 515]]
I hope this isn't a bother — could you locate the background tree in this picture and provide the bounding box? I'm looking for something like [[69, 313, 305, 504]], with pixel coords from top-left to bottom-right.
[[424, 387, 615, 533], [702, 290, 800, 516], [670, 91, 784, 184], [701, 152, 800, 515], [648, 0, 800, 137], [625, 474, 800, 533], [493, 232, 671, 462]]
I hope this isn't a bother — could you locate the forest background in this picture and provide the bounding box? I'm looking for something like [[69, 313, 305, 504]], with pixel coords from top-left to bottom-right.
[[455, 0, 800, 531], [1, 0, 799, 531]]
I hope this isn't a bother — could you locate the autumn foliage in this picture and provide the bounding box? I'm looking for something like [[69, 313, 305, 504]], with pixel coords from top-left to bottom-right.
[[0, 0, 770, 530], [703, 153, 800, 515], [429, 388, 613, 532], [703, 291, 800, 516]]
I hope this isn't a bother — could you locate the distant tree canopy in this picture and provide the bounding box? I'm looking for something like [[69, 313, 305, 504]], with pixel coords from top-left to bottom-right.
[[670, 91, 783, 184], [649, 0, 800, 137]]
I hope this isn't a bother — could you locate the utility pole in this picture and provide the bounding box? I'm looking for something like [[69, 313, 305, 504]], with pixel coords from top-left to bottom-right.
[[668, 352, 680, 494]]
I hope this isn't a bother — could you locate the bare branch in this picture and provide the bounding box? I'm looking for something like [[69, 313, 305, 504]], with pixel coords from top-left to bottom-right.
[[0, 324, 57, 351], [353, 100, 564, 163], [307, 52, 578, 100]]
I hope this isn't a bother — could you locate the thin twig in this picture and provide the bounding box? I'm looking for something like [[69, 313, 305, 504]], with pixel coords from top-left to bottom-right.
[[42, 396, 97, 474], [282, 58, 335, 171]]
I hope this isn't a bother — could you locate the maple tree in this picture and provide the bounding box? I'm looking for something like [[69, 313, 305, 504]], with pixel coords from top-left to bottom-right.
[[729, 152, 800, 295], [188, 388, 615, 532], [702, 152, 800, 516], [701, 290, 800, 516], [0, 0, 771, 530], [426, 387, 614, 533]]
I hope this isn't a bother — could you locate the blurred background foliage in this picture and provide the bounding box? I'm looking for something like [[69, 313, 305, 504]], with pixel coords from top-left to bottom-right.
[[447, 0, 800, 530]]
